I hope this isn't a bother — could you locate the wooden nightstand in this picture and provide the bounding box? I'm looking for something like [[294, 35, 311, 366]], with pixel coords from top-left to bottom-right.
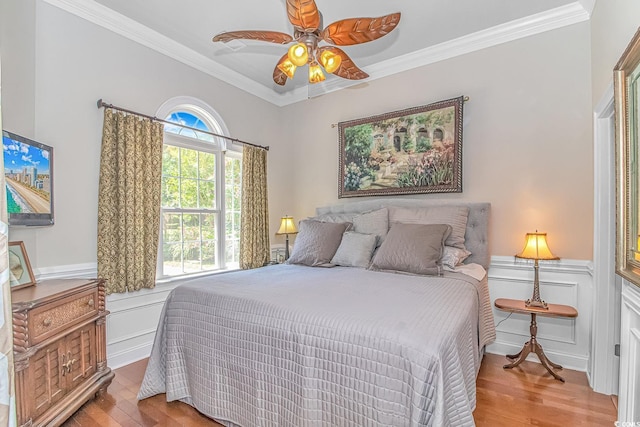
[[494, 297, 578, 382], [12, 278, 114, 426]]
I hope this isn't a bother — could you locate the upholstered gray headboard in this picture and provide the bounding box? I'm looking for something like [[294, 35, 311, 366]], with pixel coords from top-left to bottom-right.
[[316, 199, 491, 270]]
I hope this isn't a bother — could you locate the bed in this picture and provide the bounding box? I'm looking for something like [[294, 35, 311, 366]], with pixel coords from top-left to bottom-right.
[[138, 200, 496, 426]]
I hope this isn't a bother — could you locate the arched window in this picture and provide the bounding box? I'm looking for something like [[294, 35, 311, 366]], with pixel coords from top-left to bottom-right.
[[156, 97, 242, 278]]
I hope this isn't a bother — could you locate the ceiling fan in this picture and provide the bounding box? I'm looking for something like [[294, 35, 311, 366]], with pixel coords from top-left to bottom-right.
[[212, 0, 401, 86]]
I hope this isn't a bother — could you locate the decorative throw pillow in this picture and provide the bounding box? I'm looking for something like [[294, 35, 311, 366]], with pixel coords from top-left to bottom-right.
[[369, 223, 451, 276], [287, 220, 350, 266], [352, 208, 389, 247], [441, 246, 472, 269], [330, 232, 377, 268], [389, 206, 469, 249]]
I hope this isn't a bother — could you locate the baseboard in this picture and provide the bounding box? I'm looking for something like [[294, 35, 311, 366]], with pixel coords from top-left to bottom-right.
[[108, 341, 154, 370], [486, 340, 589, 372]]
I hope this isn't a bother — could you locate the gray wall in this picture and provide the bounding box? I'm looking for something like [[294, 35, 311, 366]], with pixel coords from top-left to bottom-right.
[[283, 23, 593, 260], [0, 1, 288, 270]]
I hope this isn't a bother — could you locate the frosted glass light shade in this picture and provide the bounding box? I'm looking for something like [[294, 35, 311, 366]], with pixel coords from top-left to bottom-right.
[[277, 58, 297, 79], [319, 50, 342, 73], [276, 216, 298, 235], [515, 232, 559, 260], [288, 43, 308, 67], [308, 62, 325, 83]]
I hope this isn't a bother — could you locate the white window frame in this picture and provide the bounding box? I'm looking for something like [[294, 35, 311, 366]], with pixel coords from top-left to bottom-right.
[[156, 97, 240, 280]]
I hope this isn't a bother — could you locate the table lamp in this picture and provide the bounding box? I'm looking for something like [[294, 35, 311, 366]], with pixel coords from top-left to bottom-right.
[[276, 216, 298, 260], [515, 231, 559, 309]]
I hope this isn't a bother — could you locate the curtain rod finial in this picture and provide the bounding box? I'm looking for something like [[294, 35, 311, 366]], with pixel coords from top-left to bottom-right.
[[97, 99, 103, 109]]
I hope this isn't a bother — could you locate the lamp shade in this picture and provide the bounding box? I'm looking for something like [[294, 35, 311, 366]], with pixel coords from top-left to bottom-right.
[[276, 216, 298, 235], [287, 43, 308, 67], [277, 58, 297, 79], [308, 62, 326, 83], [319, 50, 342, 74], [515, 232, 559, 260]]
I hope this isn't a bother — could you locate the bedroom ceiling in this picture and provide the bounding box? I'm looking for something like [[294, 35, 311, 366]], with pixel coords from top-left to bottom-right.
[[43, 0, 593, 106]]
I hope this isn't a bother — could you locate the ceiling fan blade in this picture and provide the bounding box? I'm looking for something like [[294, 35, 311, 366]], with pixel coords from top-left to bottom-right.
[[212, 30, 293, 44], [318, 47, 369, 80], [321, 12, 401, 46], [273, 54, 290, 86], [286, 0, 320, 33]]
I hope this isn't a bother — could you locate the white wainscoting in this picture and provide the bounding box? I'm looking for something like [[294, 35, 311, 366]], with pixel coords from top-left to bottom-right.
[[485, 256, 593, 372], [37, 257, 594, 372], [619, 281, 640, 422]]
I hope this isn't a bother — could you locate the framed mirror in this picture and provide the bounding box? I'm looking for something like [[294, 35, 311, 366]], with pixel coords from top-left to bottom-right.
[[616, 27, 640, 287]]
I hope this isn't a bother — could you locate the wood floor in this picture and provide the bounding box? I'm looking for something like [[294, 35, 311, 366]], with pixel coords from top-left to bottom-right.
[[62, 353, 617, 426]]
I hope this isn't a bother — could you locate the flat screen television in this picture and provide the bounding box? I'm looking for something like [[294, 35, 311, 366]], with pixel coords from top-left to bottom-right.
[[2, 130, 54, 226]]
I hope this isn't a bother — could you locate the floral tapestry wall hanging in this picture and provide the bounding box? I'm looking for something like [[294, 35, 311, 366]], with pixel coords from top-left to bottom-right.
[[338, 96, 464, 198]]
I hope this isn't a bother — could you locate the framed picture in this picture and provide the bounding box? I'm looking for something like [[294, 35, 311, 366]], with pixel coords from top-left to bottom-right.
[[9, 241, 36, 290], [270, 246, 286, 264], [338, 96, 464, 198]]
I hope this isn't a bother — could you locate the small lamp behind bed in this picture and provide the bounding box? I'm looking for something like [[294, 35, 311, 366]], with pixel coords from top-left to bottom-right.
[[277, 216, 298, 260], [515, 231, 559, 309]]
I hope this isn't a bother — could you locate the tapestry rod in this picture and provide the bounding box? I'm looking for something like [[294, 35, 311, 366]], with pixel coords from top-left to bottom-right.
[[96, 99, 269, 151], [329, 96, 470, 128]]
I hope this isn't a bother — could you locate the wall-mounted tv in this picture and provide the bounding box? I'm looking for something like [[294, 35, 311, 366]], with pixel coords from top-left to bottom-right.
[[2, 130, 54, 226]]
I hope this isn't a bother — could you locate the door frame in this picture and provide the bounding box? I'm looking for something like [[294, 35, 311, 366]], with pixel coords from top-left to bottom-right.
[[590, 83, 621, 394]]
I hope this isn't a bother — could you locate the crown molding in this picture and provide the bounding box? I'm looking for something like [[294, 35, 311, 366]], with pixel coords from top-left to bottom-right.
[[354, 2, 591, 89], [42, 0, 591, 107], [40, 0, 292, 105]]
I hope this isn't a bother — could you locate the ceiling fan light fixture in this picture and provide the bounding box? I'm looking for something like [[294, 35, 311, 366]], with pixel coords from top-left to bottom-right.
[[308, 62, 325, 84], [319, 50, 342, 74], [277, 58, 297, 79], [288, 43, 309, 67]]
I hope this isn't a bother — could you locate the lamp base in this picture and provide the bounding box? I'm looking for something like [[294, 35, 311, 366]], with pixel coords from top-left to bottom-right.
[[525, 298, 548, 309]]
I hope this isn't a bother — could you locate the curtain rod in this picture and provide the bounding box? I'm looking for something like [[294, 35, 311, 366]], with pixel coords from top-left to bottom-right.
[[96, 99, 269, 151]]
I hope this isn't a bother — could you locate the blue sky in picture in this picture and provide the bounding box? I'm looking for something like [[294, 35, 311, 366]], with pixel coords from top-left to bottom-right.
[[2, 135, 50, 174]]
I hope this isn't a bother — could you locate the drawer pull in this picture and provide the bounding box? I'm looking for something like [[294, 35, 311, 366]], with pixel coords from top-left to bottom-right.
[[43, 318, 52, 327], [87, 298, 95, 308]]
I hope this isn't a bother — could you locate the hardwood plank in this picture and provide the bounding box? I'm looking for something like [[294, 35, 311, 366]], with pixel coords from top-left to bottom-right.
[[62, 353, 617, 426]]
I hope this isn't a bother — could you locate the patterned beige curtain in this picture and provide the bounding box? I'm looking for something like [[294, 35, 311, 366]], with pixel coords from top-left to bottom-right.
[[0, 68, 16, 426], [239, 146, 270, 269], [97, 110, 164, 294]]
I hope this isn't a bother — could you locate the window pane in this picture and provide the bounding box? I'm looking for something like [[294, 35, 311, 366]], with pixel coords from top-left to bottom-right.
[[199, 180, 215, 209], [180, 148, 198, 178], [162, 177, 180, 208], [163, 145, 179, 177], [181, 178, 198, 208], [202, 241, 216, 270], [182, 214, 200, 241], [202, 214, 216, 240], [163, 242, 183, 276], [163, 213, 182, 242], [182, 241, 201, 273], [199, 152, 216, 180], [165, 111, 212, 142], [225, 157, 242, 267]]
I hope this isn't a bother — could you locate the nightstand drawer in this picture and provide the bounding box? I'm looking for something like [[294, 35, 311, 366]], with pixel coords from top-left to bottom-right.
[[29, 288, 99, 345]]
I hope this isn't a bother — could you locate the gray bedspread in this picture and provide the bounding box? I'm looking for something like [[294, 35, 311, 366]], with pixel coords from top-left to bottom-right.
[[138, 264, 495, 426]]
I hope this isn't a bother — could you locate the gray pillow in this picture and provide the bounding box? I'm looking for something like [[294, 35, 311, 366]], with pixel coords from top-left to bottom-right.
[[352, 208, 388, 247], [287, 220, 350, 266], [330, 232, 377, 268], [389, 206, 469, 249], [369, 223, 451, 276]]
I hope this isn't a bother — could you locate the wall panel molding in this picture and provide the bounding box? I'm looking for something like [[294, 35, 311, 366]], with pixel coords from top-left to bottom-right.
[[36, 257, 594, 371], [486, 256, 593, 371], [619, 282, 640, 422]]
